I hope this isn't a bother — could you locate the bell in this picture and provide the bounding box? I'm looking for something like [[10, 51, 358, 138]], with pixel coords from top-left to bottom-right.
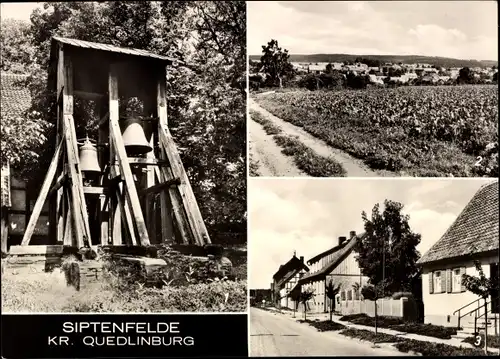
[[121, 117, 152, 156], [79, 137, 102, 174]]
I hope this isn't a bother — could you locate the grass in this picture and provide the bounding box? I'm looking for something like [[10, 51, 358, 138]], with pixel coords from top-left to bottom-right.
[[463, 335, 500, 349], [340, 328, 497, 356], [2, 251, 247, 313], [339, 313, 458, 339], [250, 110, 346, 177]]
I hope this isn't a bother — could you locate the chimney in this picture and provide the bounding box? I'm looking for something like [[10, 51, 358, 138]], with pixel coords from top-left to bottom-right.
[[339, 236, 347, 246], [350, 231, 356, 239], [300, 256, 304, 263]]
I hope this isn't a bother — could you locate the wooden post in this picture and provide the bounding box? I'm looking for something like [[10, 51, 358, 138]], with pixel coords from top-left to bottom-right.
[[109, 64, 150, 246], [1, 206, 8, 254], [142, 93, 158, 243], [156, 68, 208, 245], [54, 44, 65, 245]]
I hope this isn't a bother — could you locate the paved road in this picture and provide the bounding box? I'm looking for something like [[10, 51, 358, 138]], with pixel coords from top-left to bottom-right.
[[250, 308, 407, 357]]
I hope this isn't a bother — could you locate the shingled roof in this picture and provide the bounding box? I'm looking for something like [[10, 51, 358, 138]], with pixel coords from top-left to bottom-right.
[[1, 72, 32, 207], [1, 73, 31, 118], [417, 181, 499, 265], [299, 233, 364, 285]]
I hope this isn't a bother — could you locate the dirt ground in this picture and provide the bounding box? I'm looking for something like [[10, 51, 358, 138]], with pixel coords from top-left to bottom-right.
[[249, 95, 397, 177]]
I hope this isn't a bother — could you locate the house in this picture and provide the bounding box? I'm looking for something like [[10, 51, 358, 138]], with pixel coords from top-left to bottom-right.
[[272, 254, 309, 309], [417, 181, 499, 329], [308, 64, 325, 74], [298, 231, 369, 314], [368, 74, 384, 85], [1, 72, 50, 254]]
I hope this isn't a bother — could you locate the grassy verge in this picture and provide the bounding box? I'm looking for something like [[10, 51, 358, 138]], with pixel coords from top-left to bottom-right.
[[339, 313, 457, 339], [340, 328, 497, 356], [2, 251, 247, 313], [463, 335, 500, 349], [299, 319, 347, 332], [250, 110, 346, 177]]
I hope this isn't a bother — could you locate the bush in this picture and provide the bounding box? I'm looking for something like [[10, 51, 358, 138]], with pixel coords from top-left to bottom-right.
[[308, 320, 346, 332], [463, 335, 500, 349], [391, 292, 413, 300], [339, 313, 457, 339], [339, 328, 403, 343], [395, 339, 497, 356]]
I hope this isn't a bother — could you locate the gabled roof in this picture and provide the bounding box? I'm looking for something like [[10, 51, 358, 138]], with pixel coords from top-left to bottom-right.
[[51, 36, 176, 64], [1, 73, 31, 118], [299, 234, 364, 285], [273, 255, 309, 287], [308, 240, 347, 265], [418, 181, 499, 265]]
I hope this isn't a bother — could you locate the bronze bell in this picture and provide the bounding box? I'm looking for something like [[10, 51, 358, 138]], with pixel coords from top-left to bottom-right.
[[79, 137, 101, 174], [121, 117, 152, 156]]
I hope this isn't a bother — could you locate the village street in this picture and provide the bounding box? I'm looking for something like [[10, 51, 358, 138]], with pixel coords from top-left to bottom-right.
[[250, 308, 408, 357]]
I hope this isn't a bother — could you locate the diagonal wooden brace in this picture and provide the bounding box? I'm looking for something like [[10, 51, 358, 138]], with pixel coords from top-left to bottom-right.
[[21, 141, 63, 246]]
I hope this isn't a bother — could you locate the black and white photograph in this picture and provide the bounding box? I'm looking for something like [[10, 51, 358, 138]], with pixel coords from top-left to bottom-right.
[[1, 1, 247, 313], [249, 178, 499, 356], [248, 1, 498, 178]]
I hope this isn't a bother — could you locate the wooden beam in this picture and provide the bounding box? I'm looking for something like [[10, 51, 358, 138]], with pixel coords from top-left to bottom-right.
[[154, 167, 176, 244], [48, 173, 67, 198], [109, 65, 150, 246], [158, 128, 211, 245], [116, 184, 138, 246], [74, 90, 105, 101], [61, 55, 92, 248], [82, 186, 108, 195], [21, 141, 63, 246], [139, 177, 181, 198]]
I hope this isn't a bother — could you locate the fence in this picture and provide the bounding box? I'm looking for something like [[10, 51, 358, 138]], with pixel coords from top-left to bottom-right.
[[339, 297, 417, 320]]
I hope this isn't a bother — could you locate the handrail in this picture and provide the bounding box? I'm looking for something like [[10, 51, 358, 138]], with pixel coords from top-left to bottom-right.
[[453, 296, 483, 316], [474, 296, 500, 335], [455, 295, 499, 330]]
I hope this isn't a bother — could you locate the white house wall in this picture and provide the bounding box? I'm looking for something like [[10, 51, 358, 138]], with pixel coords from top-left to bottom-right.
[[422, 255, 498, 327]]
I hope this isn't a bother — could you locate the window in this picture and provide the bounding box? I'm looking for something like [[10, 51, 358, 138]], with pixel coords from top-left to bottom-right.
[[341, 290, 346, 301], [347, 290, 353, 301], [452, 268, 462, 292], [433, 271, 443, 293], [451, 268, 466, 293]]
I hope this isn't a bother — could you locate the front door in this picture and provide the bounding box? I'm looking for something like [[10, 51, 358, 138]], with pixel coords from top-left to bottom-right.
[[491, 263, 499, 314]]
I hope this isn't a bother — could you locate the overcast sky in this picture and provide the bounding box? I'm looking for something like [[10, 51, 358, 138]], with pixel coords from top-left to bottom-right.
[[248, 1, 498, 61], [249, 178, 496, 289], [0, 3, 41, 21]]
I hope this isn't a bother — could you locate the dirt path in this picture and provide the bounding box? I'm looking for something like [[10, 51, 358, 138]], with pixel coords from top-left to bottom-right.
[[248, 117, 307, 177], [249, 97, 393, 177]]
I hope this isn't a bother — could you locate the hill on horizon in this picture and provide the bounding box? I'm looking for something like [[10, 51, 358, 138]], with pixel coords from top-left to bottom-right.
[[249, 54, 497, 68]]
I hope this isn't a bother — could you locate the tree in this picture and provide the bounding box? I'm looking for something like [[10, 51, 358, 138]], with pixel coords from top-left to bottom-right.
[[0, 19, 35, 73], [260, 39, 293, 88], [462, 246, 499, 354], [325, 63, 333, 74], [354, 200, 421, 295], [299, 286, 315, 320], [458, 67, 474, 84], [361, 284, 384, 336], [3, 1, 247, 243], [325, 279, 341, 321], [493, 72, 498, 83]]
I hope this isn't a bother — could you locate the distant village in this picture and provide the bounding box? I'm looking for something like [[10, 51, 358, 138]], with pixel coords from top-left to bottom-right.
[[296, 61, 497, 85], [250, 59, 498, 88]]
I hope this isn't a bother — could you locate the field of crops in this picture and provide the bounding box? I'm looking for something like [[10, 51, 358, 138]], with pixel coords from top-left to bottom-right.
[[255, 85, 498, 177]]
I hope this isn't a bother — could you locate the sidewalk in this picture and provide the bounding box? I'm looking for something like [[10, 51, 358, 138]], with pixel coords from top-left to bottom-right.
[[267, 308, 500, 354]]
